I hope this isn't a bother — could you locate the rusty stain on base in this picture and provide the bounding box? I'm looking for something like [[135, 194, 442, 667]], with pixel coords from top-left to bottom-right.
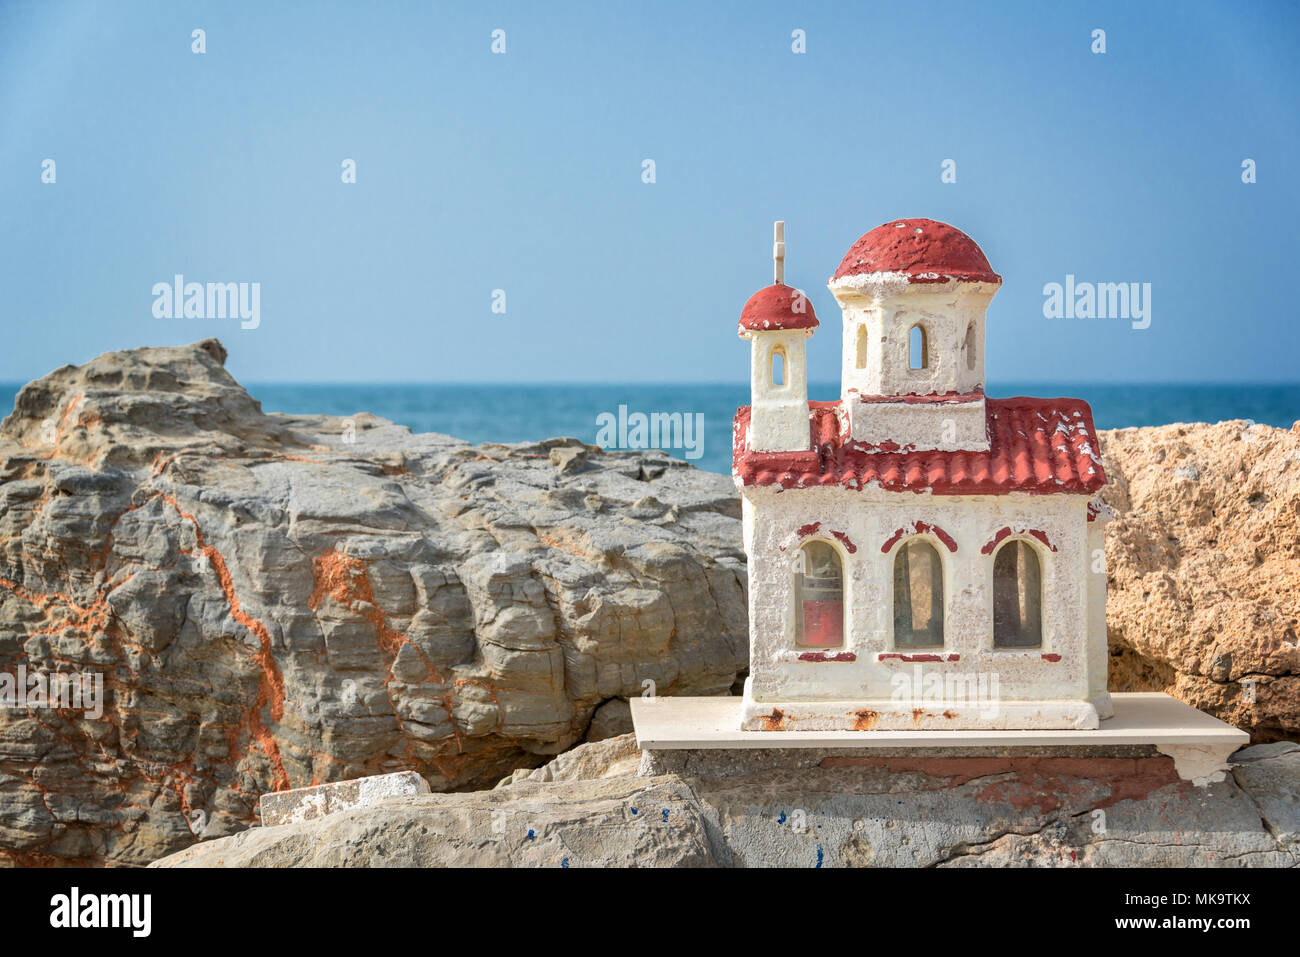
[[852, 709, 878, 730]]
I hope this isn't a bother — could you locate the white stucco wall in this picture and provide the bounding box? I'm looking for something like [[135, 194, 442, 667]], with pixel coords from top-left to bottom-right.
[[829, 276, 997, 398], [746, 330, 811, 452], [738, 483, 1100, 729], [844, 394, 989, 452], [1086, 503, 1113, 719]]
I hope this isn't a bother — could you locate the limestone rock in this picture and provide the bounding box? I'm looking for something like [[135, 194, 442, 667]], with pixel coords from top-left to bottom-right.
[[0, 341, 747, 866], [259, 770, 430, 827], [155, 737, 1299, 867], [585, 698, 634, 742], [1098, 420, 1300, 741], [495, 731, 641, 787], [153, 775, 716, 868]]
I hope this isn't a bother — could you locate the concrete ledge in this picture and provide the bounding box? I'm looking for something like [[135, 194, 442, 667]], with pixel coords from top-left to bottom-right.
[[631, 692, 1249, 785], [738, 695, 1100, 731], [259, 771, 431, 827]]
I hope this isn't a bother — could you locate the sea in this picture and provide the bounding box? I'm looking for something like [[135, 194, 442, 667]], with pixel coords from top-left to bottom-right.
[[2, 382, 1297, 477]]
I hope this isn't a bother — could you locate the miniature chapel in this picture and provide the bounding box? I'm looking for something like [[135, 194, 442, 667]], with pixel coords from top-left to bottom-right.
[[733, 219, 1111, 731]]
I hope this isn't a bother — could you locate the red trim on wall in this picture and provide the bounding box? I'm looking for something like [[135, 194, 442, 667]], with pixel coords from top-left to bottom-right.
[[830, 530, 858, 554], [1027, 529, 1057, 552], [797, 651, 857, 663], [981, 526, 1058, 555], [792, 522, 856, 554], [881, 521, 958, 554]]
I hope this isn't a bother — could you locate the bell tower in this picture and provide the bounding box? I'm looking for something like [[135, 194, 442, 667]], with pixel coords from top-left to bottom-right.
[[827, 219, 1001, 452], [738, 222, 818, 453]]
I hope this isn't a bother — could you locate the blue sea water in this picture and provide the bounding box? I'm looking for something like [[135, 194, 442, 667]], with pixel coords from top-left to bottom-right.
[[3, 381, 1297, 477]]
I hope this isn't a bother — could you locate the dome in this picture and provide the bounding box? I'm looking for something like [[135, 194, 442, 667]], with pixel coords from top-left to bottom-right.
[[738, 283, 820, 336], [831, 218, 1001, 284]]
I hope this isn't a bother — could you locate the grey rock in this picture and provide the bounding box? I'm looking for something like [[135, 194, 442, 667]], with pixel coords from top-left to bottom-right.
[[586, 698, 634, 742], [158, 733, 1300, 868], [1231, 742, 1300, 848], [155, 775, 715, 868], [0, 340, 747, 865], [259, 770, 431, 826]]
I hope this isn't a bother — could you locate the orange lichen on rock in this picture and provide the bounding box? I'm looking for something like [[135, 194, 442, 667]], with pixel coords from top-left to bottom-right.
[[153, 492, 289, 790], [0, 339, 753, 865], [307, 546, 464, 750]]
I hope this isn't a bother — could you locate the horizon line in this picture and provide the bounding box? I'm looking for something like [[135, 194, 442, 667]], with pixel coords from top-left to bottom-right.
[[4, 378, 1300, 389], [231, 379, 1300, 389]]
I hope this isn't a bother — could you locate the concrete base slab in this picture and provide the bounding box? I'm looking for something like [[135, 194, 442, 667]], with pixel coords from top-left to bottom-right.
[[259, 771, 431, 827], [632, 692, 1248, 785], [738, 691, 1100, 731]]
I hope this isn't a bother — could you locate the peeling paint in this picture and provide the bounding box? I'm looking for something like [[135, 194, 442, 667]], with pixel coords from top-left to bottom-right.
[[830, 530, 858, 553], [797, 651, 857, 663], [881, 521, 958, 554]]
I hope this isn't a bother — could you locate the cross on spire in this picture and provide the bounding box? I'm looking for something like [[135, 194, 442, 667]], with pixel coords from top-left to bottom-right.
[[773, 221, 785, 285]]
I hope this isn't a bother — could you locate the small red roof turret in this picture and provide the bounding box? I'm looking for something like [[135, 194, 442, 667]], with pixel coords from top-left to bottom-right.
[[831, 218, 1002, 284], [737, 283, 820, 336]]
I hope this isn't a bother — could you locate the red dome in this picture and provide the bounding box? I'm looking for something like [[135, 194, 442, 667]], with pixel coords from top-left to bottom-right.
[[831, 218, 1001, 284], [738, 283, 819, 335]]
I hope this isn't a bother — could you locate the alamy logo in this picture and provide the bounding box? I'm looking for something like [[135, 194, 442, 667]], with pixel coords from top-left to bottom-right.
[[595, 405, 704, 460], [1042, 275, 1151, 329], [1, 666, 103, 720], [890, 664, 1001, 719], [152, 275, 261, 329], [49, 887, 151, 937]]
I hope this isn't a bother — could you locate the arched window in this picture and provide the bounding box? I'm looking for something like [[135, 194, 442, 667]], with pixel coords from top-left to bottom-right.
[[909, 324, 928, 370], [993, 539, 1042, 647], [963, 322, 977, 371], [794, 540, 844, 648], [893, 539, 943, 647], [856, 324, 868, 369], [771, 345, 786, 387]]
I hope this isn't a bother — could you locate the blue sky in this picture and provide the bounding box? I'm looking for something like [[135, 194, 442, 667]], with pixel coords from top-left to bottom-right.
[[2, 0, 1297, 385]]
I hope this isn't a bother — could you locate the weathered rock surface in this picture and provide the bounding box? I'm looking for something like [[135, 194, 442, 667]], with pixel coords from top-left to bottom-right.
[[259, 769, 430, 827], [154, 735, 1300, 867], [0, 341, 747, 865], [1099, 420, 1300, 741]]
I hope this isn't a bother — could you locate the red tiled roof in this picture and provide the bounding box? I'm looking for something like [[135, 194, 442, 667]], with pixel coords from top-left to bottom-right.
[[738, 283, 820, 334], [732, 397, 1106, 495], [831, 218, 1002, 284]]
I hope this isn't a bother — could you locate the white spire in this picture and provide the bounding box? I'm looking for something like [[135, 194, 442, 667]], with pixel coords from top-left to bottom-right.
[[773, 221, 785, 285]]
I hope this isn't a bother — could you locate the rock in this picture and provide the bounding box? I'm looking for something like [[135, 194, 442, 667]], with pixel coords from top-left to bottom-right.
[[495, 732, 641, 787], [155, 736, 1300, 867], [585, 698, 633, 742], [548, 443, 591, 475], [259, 770, 431, 827], [1228, 742, 1300, 847], [1098, 420, 1300, 742], [0, 341, 747, 866], [153, 775, 716, 868]]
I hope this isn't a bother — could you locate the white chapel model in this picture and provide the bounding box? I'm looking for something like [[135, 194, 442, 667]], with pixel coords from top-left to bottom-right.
[[732, 219, 1111, 732]]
